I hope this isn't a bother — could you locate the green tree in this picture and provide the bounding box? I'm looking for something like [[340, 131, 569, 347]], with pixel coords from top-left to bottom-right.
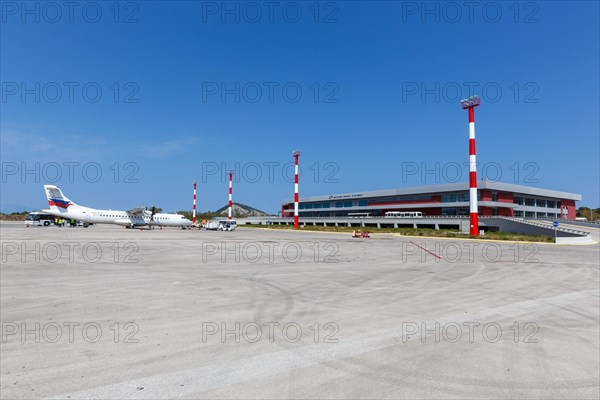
[[576, 207, 599, 221]]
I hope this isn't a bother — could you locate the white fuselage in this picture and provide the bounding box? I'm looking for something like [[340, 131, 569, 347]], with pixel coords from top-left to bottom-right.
[[43, 205, 192, 228]]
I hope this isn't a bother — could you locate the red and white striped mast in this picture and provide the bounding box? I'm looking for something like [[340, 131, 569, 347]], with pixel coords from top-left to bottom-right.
[[293, 150, 300, 230], [192, 181, 197, 224], [228, 171, 233, 220], [461, 96, 481, 236]]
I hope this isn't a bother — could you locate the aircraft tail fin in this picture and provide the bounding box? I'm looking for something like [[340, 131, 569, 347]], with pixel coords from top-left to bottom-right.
[[44, 185, 77, 213]]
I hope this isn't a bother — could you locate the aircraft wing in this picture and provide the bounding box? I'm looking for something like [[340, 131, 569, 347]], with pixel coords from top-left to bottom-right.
[[127, 207, 147, 216]]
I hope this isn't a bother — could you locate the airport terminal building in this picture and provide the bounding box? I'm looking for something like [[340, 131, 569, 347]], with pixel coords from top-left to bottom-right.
[[282, 181, 581, 220]]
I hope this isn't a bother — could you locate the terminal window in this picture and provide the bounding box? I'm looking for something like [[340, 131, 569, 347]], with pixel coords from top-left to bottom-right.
[[441, 194, 457, 202]]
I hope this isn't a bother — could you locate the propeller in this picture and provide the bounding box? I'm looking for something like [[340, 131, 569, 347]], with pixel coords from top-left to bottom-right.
[[144, 205, 157, 222], [150, 205, 157, 222]]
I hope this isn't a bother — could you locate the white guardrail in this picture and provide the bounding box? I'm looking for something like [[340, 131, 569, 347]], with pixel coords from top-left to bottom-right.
[[250, 216, 592, 236], [503, 217, 590, 236]]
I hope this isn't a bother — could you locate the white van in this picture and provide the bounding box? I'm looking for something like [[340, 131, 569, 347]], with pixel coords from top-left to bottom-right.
[[218, 220, 237, 231]]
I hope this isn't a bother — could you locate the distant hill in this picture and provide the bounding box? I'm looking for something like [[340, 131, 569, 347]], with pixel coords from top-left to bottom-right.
[[0, 204, 36, 214], [215, 202, 270, 217]]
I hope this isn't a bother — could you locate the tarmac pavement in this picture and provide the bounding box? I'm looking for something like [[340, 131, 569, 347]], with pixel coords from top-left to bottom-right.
[[1, 221, 598, 399]]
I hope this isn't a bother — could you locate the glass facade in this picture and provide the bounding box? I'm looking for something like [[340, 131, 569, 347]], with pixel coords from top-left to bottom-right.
[[441, 192, 472, 202], [300, 202, 331, 209], [514, 197, 559, 208], [441, 208, 457, 216], [369, 194, 432, 204], [334, 201, 353, 208]]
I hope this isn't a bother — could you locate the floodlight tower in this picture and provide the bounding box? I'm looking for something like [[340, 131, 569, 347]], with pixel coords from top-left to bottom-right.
[[192, 181, 197, 224], [293, 150, 300, 229], [461, 96, 481, 236], [228, 171, 233, 220]]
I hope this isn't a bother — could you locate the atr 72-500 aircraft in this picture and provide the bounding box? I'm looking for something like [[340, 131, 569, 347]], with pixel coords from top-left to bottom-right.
[[42, 185, 192, 229]]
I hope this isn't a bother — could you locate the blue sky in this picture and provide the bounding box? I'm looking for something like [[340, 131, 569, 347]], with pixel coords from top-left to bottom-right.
[[1, 1, 598, 213]]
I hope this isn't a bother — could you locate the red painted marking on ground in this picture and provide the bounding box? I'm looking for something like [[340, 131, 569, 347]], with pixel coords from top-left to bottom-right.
[[409, 241, 442, 260]]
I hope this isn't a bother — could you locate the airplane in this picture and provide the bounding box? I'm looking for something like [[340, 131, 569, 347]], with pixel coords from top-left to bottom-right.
[[42, 185, 192, 229]]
